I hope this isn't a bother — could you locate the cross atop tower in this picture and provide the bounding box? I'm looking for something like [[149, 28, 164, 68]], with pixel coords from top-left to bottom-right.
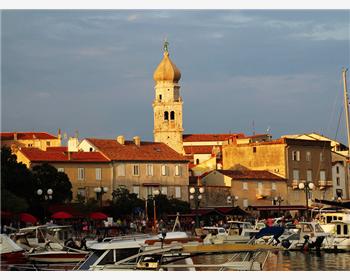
[[163, 39, 169, 53]]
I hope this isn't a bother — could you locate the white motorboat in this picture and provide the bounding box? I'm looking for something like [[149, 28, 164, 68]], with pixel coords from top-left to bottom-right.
[[279, 222, 329, 251], [0, 234, 27, 269], [323, 220, 350, 252]]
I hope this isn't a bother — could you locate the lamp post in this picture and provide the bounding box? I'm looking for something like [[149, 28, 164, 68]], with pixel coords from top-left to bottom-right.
[[153, 189, 161, 231], [227, 195, 239, 207], [189, 177, 205, 228], [274, 196, 284, 217], [298, 182, 315, 221], [37, 188, 53, 221], [94, 186, 109, 208]]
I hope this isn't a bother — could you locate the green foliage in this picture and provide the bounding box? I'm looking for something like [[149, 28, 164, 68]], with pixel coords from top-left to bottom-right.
[[1, 189, 29, 213], [32, 163, 73, 203], [108, 187, 144, 218]]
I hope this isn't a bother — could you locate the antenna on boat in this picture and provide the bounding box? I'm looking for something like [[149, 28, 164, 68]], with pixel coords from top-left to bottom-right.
[[342, 67, 350, 158]]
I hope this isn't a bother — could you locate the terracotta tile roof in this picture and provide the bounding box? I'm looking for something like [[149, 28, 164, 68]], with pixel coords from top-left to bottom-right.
[[0, 132, 58, 141], [19, 147, 109, 163], [46, 147, 68, 152], [183, 133, 245, 142], [217, 170, 285, 181], [184, 145, 216, 154], [86, 138, 188, 162]]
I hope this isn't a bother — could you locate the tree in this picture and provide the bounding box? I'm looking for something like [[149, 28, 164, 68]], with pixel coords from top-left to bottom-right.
[[108, 187, 144, 218], [1, 146, 35, 200], [31, 163, 73, 204]]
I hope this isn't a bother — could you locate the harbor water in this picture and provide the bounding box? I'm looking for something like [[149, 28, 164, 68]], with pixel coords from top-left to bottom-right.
[[193, 251, 350, 271]]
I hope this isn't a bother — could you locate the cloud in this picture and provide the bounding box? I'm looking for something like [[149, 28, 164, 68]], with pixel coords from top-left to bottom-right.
[[291, 24, 349, 41]]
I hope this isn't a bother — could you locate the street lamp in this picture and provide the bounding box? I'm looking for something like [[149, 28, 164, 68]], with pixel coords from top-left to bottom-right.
[[274, 196, 284, 217], [94, 186, 109, 208], [37, 188, 53, 221], [153, 189, 161, 231], [189, 178, 205, 228], [227, 195, 239, 207], [298, 182, 315, 221]]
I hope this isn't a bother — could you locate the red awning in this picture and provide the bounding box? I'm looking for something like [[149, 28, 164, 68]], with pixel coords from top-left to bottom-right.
[[19, 213, 38, 224], [51, 211, 73, 219], [89, 212, 108, 220]]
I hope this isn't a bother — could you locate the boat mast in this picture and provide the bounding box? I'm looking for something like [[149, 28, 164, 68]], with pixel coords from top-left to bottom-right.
[[342, 67, 350, 159]]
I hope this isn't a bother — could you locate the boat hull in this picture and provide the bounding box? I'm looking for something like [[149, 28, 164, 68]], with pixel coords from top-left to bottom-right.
[[28, 251, 88, 263]]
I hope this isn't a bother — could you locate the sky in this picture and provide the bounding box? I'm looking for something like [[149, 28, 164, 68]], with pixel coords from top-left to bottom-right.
[[1, 10, 350, 144]]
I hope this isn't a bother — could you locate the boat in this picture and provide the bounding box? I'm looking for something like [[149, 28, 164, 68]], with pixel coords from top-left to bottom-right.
[[26, 248, 89, 263], [323, 220, 350, 252], [278, 222, 329, 251], [85, 240, 280, 271], [0, 234, 27, 269]]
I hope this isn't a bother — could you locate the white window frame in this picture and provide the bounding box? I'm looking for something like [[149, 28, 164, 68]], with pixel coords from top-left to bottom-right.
[[146, 164, 154, 176], [161, 165, 169, 176], [271, 182, 276, 191], [320, 170, 326, 181], [117, 164, 125, 177], [133, 164, 140, 176], [293, 169, 300, 181], [320, 152, 324, 162], [243, 199, 249, 208], [242, 182, 248, 190], [161, 186, 168, 195], [292, 150, 300, 161], [175, 165, 182, 176], [96, 168, 102, 181], [306, 151, 311, 162], [78, 168, 85, 181], [57, 167, 65, 173], [307, 169, 313, 182], [175, 186, 181, 198], [257, 182, 263, 193], [132, 185, 140, 197]]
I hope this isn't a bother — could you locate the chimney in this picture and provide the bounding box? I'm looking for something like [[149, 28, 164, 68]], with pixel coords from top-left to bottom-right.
[[133, 136, 141, 147], [14, 132, 18, 141], [116, 135, 125, 145]]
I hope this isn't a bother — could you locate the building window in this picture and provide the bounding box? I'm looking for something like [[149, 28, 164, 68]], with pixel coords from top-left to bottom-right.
[[164, 111, 169, 121], [96, 168, 102, 181], [175, 186, 181, 198], [159, 94, 162, 100], [243, 182, 248, 190], [170, 111, 175, 120], [320, 152, 324, 162], [292, 150, 300, 161], [307, 170, 313, 182], [253, 147, 256, 153], [133, 164, 140, 176], [271, 182, 276, 191], [89, 147, 93, 152], [175, 165, 182, 176], [28, 144, 33, 147], [336, 189, 343, 198], [132, 185, 140, 197], [46, 141, 51, 146], [161, 165, 169, 176], [306, 151, 311, 162], [257, 182, 263, 193], [336, 166, 340, 174], [292, 169, 299, 180], [78, 168, 85, 180], [336, 177, 340, 186], [196, 159, 200, 165], [77, 188, 86, 198], [320, 170, 326, 182], [243, 199, 249, 208], [117, 164, 125, 176], [146, 164, 154, 176], [57, 167, 65, 173], [161, 186, 168, 195]]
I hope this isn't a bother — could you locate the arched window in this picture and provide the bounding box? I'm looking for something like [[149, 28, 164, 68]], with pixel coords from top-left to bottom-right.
[[164, 111, 169, 120], [170, 111, 175, 120], [196, 159, 200, 164]]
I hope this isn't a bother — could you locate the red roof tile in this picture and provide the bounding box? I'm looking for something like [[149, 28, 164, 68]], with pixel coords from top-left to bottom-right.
[[86, 138, 188, 162], [183, 133, 245, 142], [20, 147, 109, 163], [0, 132, 58, 141], [46, 147, 68, 152], [184, 145, 216, 154], [216, 170, 285, 181]]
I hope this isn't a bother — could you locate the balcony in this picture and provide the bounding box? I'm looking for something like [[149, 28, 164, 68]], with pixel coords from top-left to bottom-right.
[[318, 180, 333, 189]]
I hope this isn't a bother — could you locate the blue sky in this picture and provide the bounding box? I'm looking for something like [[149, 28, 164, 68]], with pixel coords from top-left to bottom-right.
[[1, 10, 350, 144]]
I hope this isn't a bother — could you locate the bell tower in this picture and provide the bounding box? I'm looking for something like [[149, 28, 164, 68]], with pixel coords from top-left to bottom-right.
[[153, 40, 184, 154]]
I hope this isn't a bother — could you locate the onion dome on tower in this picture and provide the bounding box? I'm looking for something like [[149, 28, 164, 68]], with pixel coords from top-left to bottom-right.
[[153, 40, 181, 83]]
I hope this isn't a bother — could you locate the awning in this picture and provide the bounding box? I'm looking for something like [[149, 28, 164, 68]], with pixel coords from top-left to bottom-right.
[[250, 205, 308, 211], [142, 183, 160, 187]]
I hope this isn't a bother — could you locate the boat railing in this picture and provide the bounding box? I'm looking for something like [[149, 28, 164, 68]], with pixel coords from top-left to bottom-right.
[[101, 233, 152, 243]]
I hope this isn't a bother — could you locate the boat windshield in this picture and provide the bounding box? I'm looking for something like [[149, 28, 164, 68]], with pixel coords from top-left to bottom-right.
[[314, 223, 324, 233]]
